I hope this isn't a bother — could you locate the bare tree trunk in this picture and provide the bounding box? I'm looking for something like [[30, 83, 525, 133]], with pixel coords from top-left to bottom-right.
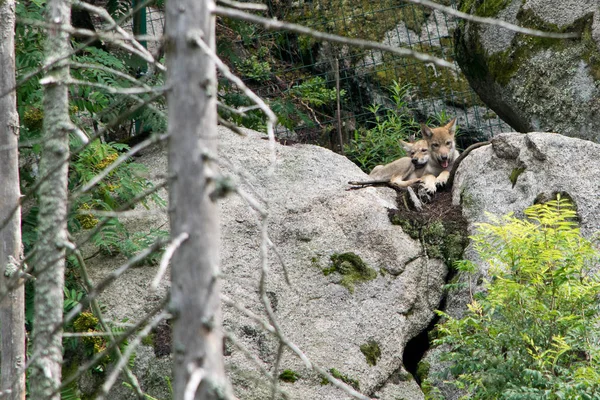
[[166, 0, 230, 398], [0, 1, 26, 399], [29, 0, 71, 398]]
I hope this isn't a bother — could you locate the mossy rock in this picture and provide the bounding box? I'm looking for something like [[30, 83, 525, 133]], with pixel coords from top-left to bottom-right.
[[323, 252, 377, 293], [321, 368, 360, 391], [279, 369, 301, 383], [360, 340, 382, 366], [454, 0, 600, 141]]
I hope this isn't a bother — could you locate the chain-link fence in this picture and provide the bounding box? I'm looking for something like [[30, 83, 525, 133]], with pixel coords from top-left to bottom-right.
[[142, 1, 512, 148], [266, 0, 511, 146]]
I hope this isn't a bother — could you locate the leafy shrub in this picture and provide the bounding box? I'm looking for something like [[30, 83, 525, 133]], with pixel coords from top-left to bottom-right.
[[289, 76, 344, 107], [235, 55, 272, 82], [344, 81, 418, 172], [435, 197, 600, 398]]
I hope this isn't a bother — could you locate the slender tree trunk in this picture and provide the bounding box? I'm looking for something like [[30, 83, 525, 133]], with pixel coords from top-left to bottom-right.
[[166, 0, 230, 398], [0, 1, 26, 399], [30, 0, 71, 398]]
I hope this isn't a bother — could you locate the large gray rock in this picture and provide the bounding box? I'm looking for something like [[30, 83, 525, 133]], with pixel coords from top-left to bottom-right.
[[453, 132, 600, 236], [85, 126, 449, 399], [450, 131, 600, 321], [421, 131, 600, 399], [455, 0, 600, 141]]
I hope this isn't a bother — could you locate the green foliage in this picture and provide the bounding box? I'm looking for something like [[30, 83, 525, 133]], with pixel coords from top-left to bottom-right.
[[279, 369, 301, 383], [64, 287, 85, 314], [435, 197, 600, 398], [70, 48, 128, 114], [73, 312, 99, 332], [345, 81, 418, 172], [67, 139, 167, 265], [71, 140, 161, 211], [117, 228, 170, 265], [235, 55, 272, 82], [289, 76, 345, 107], [218, 86, 268, 132]]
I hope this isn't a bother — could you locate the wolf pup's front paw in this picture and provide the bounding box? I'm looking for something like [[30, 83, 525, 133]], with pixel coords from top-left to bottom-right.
[[420, 174, 437, 194], [435, 170, 450, 187]]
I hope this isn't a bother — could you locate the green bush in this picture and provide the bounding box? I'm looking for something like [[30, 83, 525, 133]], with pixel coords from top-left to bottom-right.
[[289, 76, 344, 107], [344, 81, 418, 173], [435, 197, 600, 398]]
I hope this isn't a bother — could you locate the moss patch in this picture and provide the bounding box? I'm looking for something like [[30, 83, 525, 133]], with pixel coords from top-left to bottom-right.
[[323, 252, 377, 293], [509, 166, 525, 187], [388, 191, 469, 268], [279, 369, 301, 383], [321, 368, 360, 391], [360, 340, 382, 366]]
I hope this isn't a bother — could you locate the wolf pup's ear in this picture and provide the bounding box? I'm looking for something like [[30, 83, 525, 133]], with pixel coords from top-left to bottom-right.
[[421, 124, 434, 139], [445, 117, 457, 135], [400, 140, 412, 153]]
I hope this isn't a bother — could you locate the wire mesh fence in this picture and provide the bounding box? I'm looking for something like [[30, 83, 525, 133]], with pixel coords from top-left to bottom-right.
[[263, 0, 511, 147], [142, 1, 512, 149]]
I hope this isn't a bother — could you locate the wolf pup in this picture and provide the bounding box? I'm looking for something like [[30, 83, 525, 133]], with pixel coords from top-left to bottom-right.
[[420, 117, 460, 194], [368, 137, 429, 188]]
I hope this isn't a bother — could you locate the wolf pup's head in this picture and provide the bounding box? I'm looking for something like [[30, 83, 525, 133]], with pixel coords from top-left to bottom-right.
[[400, 138, 429, 170], [421, 118, 457, 169]]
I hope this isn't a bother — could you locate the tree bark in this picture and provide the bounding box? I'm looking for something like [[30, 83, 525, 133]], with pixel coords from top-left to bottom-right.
[[0, 1, 26, 399], [29, 0, 71, 398], [166, 0, 230, 398]]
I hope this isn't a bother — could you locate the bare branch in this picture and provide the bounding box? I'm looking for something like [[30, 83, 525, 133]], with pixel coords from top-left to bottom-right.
[[221, 294, 372, 400], [72, 245, 146, 398], [72, 0, 165, 70], [75, 181, 168, 249], [184, 364, 206, 400], [213, 6, 457, 70], [150, 232, 189, 291], [271, 342, 285, 400], [70, 62, 157, 91], [96, 310, 170, 400], [407, 0, 580, 39], [64, 78, 168, 95], [217, 0, 268, 11], [1, 0, 163, 101], [55, 301, 170, 398], [218, 117, 247, 135], [75, 209, 165, 218], [17, 17, 162, 69], [64, 238, 168, 325]]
